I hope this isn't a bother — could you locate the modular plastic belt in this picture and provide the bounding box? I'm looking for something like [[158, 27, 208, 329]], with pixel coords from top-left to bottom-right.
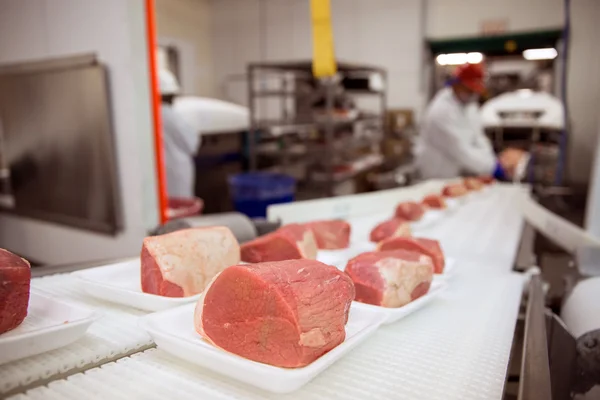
[[8, 269, 525, 400], [417, 185, 527, 269], [7, 184, 528, 399], [1, 274, 154, 397]]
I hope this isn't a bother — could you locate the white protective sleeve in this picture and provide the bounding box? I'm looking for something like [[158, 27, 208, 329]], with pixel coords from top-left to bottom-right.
[[428, 106, 497, 176]]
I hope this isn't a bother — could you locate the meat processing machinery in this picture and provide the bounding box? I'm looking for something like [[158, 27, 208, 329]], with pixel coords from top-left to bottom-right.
[[481, 89, 565, 186]]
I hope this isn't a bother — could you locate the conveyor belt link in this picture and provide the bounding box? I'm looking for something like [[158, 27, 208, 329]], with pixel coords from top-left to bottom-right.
[[7, 184, 528, 399]]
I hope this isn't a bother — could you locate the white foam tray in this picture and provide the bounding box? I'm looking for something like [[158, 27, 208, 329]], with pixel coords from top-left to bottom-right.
[[1, 274, 153, 397], [140, 302, 387, 393], [0, 290, 100, 365], [411, 209, 447, 230], [74, 259, 201, 312], [317, 242, 375, 268], [352, 280, 448, 325]]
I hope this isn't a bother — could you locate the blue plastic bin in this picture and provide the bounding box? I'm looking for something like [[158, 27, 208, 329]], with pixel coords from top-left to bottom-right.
[[228, 172, 296, 218]]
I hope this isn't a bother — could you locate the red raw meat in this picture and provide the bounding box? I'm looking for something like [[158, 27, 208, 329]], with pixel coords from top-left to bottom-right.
[[304, 220, 351, 249], [345, 250, 433, 308], [395, 201, 425, 221], [195, 259, 355, 368], [442, 183, 468, 198], [241, 224, 317, 263], [141, 227, 240, 297], [369, 218, 411, 243], [479, 175, 494, 184], [0, 249, 31, 334], [378, 236, 445, 274], [464, 177, 484, 191], [422, 194, 447, 209]]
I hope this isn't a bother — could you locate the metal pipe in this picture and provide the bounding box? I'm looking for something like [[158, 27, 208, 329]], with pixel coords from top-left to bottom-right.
[[518, 274, 552, 400], [248, 65, 257, 170], [324, 78, 335, 197], [145, 0, 169, 224]]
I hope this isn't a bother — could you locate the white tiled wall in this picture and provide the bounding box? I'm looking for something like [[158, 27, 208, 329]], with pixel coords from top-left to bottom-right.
[[0, 0, 158, 264]]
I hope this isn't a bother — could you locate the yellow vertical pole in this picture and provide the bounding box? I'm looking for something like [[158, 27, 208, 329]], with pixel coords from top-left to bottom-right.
[[310, 0, 337, 77]]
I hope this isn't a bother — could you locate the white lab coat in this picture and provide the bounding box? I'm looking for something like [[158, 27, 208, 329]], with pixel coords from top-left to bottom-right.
[[161, 104, 200, 198], [416, 87, 496, 179]]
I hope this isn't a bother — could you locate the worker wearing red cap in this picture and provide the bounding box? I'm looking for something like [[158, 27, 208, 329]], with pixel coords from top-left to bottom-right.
[[416, 63, 525, 180]]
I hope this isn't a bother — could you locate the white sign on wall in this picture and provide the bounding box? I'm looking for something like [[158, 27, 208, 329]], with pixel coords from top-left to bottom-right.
[[480, 19, 508, 36]]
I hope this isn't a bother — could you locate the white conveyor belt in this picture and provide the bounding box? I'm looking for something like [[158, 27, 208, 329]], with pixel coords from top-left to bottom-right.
[[8, 184, 528, 400], [1, 274, 153, 397], [416, 185, 528, 270]]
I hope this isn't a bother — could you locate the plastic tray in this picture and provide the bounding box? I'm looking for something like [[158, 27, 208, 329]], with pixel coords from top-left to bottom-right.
[[317, 242, 375, 268], [411, 209, 447, 230], [73, 259, 201, 312], [352, 280, 448, 325], [444, 197, 465, 209], [0, 290, 100, 365], [140, 302, 387, 393]]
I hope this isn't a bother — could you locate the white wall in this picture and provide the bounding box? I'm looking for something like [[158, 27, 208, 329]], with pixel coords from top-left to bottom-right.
[[565, 0, 600, 184], [0, 0, 159, 264], [211, 0, 427, 115], [156, 0, 214, 97], [426, 0, 563, 38]]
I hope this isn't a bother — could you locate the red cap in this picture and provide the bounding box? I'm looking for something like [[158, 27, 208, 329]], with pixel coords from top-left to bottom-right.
[[454, 63, 485, 93]]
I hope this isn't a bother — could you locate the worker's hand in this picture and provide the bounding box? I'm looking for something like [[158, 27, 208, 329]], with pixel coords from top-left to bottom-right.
[[499, 148, 527, 179]]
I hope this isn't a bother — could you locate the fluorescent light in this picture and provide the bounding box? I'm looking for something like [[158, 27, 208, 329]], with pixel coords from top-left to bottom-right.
[[436, 52, 483, 66], [466, 52, 483, 64], [523, 48, 558, 60]]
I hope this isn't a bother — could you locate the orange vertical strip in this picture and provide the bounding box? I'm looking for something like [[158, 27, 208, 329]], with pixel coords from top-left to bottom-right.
[[145, 0, 168, 224]]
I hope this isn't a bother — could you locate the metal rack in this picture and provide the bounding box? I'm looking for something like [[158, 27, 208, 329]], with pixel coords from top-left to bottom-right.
[[247, 61, 387, 197]]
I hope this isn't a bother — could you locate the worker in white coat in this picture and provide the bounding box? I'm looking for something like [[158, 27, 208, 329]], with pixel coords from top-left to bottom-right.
[[416, 63, 525, 180], [159, 69, 200, 198]]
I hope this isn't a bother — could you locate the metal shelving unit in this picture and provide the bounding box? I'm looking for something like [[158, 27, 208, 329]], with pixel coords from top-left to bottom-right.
[[247, 61, 387, 197]]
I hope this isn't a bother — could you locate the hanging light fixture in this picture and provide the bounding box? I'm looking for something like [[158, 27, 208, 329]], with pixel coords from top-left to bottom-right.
[[436, 52, 484, 66], [523, 48, 558, 61]]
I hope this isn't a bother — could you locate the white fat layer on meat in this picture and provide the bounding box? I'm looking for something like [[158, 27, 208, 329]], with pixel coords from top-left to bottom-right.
[[146, 227, 240, 296], [299, 328, 327, 348], [192, 270, 221, 339], [393, 223, 412, 238], [297, 231, 318, 259], [376, 255, 434, 308]]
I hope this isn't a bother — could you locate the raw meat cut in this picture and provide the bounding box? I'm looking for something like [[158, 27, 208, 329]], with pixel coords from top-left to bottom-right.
[[378, 236, 445, 274], [345, 250, 433, 308], [369, 218, 411, 243], [0, 249, 31, 334], [304, 220, 351, 249], [464, 177, 484, 191], [479, 175, 494, 184], [442, 183, 468, 198], [195, 259, 355, 368], [421, 194, 447, 209], [395, 201, 425, 221], [141, 226, 240, 297], [241, 224, 317, 263]]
